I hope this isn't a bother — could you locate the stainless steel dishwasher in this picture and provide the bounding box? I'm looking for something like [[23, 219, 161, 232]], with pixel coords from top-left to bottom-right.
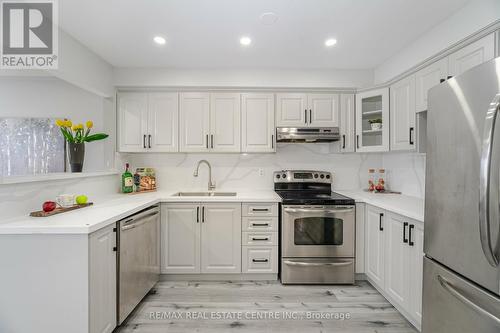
[[117, 204, 160, 325]]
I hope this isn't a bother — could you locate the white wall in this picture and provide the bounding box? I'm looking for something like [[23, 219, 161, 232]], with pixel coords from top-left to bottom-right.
[[0, 29, 114, 97], [0, 76, 115, 172], [117, 143, 383, 192], [374, 0, 500, 83], [113, 67, 374, 89]]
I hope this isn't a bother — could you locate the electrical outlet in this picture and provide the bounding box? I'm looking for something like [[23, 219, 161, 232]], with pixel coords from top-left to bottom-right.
[[258, 168, 265, 176]]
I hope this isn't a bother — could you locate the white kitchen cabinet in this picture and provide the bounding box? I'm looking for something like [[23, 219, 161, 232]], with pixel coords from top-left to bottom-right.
[[118, 92, 148, 152], [89, 223, 116, 333], [408, 221, 424, 326], [276, 93, 307, 127], [210, 93, 241, 152], [365, 205, 385, 288], [390, 75, 416, 151], [201, 203, 241, 273], [179, 92, 211, 152], [415, 58, 448, 112], [448, 33, 495, 77], [355, 88, 389, 152], [384, 213, 410, 310], [180, 92, 241, 153], [161, 203, 201, 273], [241, 93, 275, 153], [118, 92, 179, 152], [161, 203, 242, 274], [308, 94, 339, 127], [276, 93, 338, 127], [340, 94, 356, 153]]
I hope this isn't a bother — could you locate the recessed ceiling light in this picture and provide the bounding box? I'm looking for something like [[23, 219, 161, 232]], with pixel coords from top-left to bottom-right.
[[260, 12, 278, 25], [325, 38, 337, 47], [240, 36, 252, 46], [153, 36, 166, 45]]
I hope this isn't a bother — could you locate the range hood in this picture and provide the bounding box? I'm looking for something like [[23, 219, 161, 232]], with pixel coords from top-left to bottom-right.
[[276, 127, 340, 143]]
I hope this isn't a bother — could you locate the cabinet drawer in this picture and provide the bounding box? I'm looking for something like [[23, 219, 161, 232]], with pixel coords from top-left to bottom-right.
[[242, 203, 278, 217], [242, 246, 278, 273], [242, 232, 277, 246], [242, 217, 278, 231]]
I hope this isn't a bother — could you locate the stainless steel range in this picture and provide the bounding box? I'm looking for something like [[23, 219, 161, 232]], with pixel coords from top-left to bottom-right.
[[274, 170, 355, 284]]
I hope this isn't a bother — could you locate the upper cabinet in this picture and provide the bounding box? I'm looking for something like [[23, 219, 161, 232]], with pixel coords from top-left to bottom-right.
[[276, 93, 339, 127], [118, 92, 179, 153], [448, 33, 495, 77], [180, 92, 241, 153], [241, 93, 275, 153], [415, 58, 448, 112], [340, 94, 355, 153], [390, 75, 416, 151], [355, 88, 390, 152]]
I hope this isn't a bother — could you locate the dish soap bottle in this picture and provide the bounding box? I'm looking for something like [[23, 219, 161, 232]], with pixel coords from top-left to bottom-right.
[[121, 163, 134, 193]]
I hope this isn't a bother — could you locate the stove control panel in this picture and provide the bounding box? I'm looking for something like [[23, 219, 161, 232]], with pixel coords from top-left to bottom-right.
[[273, 170, 332, 184]]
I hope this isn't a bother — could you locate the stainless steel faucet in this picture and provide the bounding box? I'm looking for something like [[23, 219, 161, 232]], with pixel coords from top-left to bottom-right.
[[193, 160, 216, 191]]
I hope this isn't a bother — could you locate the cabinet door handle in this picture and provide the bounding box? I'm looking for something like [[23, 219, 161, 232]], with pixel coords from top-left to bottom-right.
[[379, 213, 384, 231], [356, 135, 360, 149], [252, 237, 270, 241], [252, 208, 269, 212], [409, 127, 414, 145], [143, 135, 147, 149], [252, 258, 269, 263], [252, 223, 269, 227], [210, 134, 214, 149], [197, 206, 200, 223], [271, 134, 274, 149], [148, 134, 152, 148], [409, 224, 414, 246], [309, 109, 312, 124], [305, 109, 308, 124], [342, 135, 346, 149], [202, 206, 205, 223], [206, 134, 209, 149], [403, 222, 408, 243]]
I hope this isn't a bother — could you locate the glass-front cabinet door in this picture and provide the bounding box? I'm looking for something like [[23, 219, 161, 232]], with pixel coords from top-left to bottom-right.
[[355, 88, 390, 152]]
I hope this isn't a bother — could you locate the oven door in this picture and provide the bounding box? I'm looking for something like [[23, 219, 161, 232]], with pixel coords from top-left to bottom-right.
[[282, 205, 355, 257]]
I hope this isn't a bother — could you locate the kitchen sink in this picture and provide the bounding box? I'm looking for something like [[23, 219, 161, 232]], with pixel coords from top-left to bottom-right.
[[172, 191, 237, 197]]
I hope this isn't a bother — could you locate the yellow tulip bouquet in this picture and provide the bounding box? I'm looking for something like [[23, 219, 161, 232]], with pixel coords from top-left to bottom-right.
[[55, 119, 108, 143]]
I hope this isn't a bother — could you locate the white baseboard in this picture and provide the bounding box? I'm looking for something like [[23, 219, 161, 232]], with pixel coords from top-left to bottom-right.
[[160, 274, 278, 281]]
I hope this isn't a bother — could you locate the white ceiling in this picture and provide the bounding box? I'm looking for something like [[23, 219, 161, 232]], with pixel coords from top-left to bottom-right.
[[59, 0, 471, 69]]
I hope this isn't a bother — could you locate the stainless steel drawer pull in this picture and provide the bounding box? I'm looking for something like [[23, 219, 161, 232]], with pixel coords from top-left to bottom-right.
[[252, 237, 270, 241], [283, 260, 353, 267], [252, 259, 269, 263], [438, 275, 500, 325], [252, 223, 269, 227]]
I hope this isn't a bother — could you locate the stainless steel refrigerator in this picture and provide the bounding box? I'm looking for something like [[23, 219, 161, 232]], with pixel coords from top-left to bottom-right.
[[423, 57, 500, 332]]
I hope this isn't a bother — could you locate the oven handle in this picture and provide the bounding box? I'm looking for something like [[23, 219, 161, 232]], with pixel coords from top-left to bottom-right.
[[284, 207, 354, 214], [283, 260, 353, 267]]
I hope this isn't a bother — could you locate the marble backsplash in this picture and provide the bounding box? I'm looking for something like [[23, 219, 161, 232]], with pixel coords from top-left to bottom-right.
[[382, 153, 426, 198]]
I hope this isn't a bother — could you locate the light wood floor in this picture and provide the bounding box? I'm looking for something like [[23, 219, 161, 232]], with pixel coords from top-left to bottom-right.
[[115, 280, 418, 333]]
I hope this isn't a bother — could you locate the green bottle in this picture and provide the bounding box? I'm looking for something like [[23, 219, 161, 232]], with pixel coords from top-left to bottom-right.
[[121, 163, 134, 193]]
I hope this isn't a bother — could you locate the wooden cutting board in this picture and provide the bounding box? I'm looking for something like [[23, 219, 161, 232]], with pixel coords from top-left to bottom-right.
[[30, 203, 93, 217]]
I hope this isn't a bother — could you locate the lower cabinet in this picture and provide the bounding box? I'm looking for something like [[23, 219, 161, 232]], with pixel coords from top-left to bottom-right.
[[89, 223, 117, 333], [161, 203, 241, 274], [365, 205, 424, 330]]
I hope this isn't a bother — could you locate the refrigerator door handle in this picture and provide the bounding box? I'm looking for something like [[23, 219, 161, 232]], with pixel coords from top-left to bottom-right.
[[437, 275, 500, 326], [479, 95, 500, 267]]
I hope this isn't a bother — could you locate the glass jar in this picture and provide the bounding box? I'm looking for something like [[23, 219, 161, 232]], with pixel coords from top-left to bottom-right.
[[376, 169, 386, 192], [368, 169, 376, 192]]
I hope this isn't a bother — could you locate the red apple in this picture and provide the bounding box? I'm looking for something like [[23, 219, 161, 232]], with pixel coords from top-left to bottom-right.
[[42, 201, 57, 212]]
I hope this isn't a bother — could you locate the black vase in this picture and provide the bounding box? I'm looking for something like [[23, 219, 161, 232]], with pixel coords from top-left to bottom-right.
[[68, 142, 85, 172]]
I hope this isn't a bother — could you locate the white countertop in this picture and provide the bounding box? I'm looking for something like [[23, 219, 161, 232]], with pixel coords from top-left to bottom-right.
[[336, 190, 424, 223], [0, 190, 281, 235]]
